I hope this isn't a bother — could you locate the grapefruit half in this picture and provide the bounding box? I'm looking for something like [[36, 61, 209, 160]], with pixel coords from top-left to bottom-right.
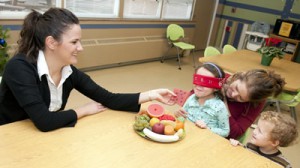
[[147, 103, 164, 118]]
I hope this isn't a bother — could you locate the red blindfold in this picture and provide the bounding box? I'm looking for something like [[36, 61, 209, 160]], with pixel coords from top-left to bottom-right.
[[193, 74, 225, 89]]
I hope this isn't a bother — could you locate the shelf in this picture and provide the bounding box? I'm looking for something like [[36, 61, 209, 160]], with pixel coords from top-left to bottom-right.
[[270, 34, 300, 62]]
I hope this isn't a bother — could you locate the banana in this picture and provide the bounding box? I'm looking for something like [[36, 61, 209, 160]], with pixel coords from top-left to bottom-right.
[[143, 128, 179, 143]]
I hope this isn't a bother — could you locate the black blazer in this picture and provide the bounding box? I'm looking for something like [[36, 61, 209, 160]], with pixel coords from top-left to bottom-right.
[[0, 54, 140, 131]]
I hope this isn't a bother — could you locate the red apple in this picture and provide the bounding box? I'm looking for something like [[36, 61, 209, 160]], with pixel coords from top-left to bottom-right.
[[152, 123, 165, 135]]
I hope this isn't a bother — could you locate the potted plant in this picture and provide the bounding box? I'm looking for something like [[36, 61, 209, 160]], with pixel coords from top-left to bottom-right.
[[257, 38, 284, 66], [0, 25, 10, 80]]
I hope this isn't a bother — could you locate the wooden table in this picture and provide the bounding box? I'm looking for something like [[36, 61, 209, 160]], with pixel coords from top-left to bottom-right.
[[199, 49, 300, 92], [0, 104, 281, 168]]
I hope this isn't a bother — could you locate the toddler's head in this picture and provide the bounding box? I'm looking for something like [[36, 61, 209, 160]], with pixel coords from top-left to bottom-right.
[[251, 111, 298, 148]]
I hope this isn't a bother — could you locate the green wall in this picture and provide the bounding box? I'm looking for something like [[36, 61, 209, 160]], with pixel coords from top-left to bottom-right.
[[212, 0, 300, 47]]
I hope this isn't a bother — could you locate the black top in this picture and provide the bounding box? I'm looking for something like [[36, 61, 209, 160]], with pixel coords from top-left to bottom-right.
[[0, 54, 140, 131], [246, 143, 291, 168]]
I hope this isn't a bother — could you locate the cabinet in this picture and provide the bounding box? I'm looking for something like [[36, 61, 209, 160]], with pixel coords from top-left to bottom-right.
[[270, 34, 300, 62]]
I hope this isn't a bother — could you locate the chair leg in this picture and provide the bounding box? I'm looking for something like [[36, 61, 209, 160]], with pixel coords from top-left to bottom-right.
[[191, 49, 196, 68], [275, 100, 281, 112], [290, 107, 297, 122], [242, 35, 248, 49], [176, 47, 181, 70]]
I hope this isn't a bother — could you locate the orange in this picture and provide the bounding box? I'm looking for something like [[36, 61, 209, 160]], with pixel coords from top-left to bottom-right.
[[164, 125, 175, 135], [174, 120, 184, 131]]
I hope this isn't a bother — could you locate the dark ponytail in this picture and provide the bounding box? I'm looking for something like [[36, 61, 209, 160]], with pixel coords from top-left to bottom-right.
[[17, 10, 41, 62], [17, 8, 79, 63]]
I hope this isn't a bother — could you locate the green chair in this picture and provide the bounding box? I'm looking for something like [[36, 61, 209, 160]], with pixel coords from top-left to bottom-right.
[[267, 90, 300, 122], [161, 24, 196, 70], [237, 128, 252, 145], [204, 46, 221, 57], [222, 44, 237, 54]]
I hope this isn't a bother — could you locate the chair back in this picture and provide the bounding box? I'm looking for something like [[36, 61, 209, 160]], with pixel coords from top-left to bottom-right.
[[167, 24, 185, 42], [291, 91, 300, 105], [238, 128, 251, 145], [204, 46, 221, 57], [277, 91, 300, 107], [223, 44, 237, 54]]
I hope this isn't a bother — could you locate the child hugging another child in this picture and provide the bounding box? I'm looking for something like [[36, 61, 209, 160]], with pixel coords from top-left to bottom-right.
[[230, 111, 298, 168], [175, 63, 230, 137]]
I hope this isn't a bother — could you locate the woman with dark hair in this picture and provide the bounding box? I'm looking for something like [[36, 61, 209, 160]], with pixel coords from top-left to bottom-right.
[[0, 8, 175, 131]]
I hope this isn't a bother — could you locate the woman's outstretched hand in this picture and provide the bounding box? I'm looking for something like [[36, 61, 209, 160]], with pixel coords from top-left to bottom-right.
[[139, 89, 176, 105]]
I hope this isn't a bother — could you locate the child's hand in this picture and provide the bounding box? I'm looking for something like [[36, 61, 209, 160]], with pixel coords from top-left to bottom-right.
[[174, 108, 188, 118], [229, 138, 241, 146], [195, 120, 207, 129]]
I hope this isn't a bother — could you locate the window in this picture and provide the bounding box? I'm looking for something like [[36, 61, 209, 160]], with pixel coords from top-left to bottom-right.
[[123, 0, 194, 20], [123, 0, 162, 19], [0, 0, 195, 20], [64, 0, 119, 18], [161, 0, 195, 20], [0, 0, 60, 19]]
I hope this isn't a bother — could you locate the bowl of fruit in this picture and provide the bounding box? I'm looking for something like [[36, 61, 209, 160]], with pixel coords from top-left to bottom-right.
[[133, 103, 185, 143]]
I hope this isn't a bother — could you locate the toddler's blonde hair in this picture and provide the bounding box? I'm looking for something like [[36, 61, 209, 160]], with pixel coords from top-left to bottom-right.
[[260, 111, 298, 147]]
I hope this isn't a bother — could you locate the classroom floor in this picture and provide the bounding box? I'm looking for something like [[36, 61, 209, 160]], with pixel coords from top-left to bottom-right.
[[66, 51, 300, 168]]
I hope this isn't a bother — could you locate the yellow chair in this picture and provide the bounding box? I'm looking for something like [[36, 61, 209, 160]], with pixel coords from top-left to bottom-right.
[[204, 46, 221, 57], [266, 90, 300, 122], [161, 24, 196, 70], [223, 44, 237, 54]]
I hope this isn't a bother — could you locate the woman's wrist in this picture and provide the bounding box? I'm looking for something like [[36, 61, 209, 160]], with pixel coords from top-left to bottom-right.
[[148, 90, 156, 101], [74, 108, 85, 119], [139, 90, 154, 104]]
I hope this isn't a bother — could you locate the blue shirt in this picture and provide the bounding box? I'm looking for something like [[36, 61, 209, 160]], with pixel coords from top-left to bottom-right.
[[183, 94, 230, 137]]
